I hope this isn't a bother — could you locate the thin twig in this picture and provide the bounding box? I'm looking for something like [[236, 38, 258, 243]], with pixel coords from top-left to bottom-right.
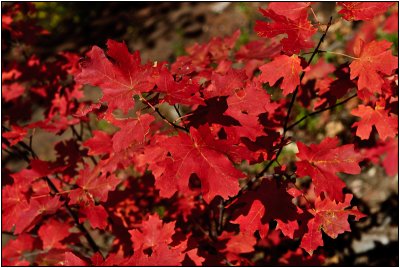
[[287, 93, 357, 130], [139, 93, 188, 132], [2, 128, 103, 258], [173, 104, 189, 131], [223, 16, 333, 208]]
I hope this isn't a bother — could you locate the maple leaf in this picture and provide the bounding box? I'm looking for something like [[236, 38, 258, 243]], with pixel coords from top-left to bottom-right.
[[150, 126, 244, 202], [14, 196, 63, 234], [255, 7, 316, 54], [154, 68, 204, 105], [267, 2, 311, 20], [203, 69, 247, 99], [349, 39, 398, 94], [69, 165, 121, 204], [296, 137, 363, 201], [259, 54, 302, 95], [111, 113, 154, 152], [338, 2, 394, 21], [129, 243, 184, 266], [2, 233, 35, 266], [82, 130, 113, 156], [129, 214, 175, 250], [80, 205, 109, 229], [38, 219, 70, 249], [75, 40, 154, 114], [231, 200, 269, 238], [231, 179, 299, 239], [300, 194, 366, 255], [2, 184, 29, 231], [224, 82, 279, 141], [128, 214, 186, 266], [351, 99, 398, 141]]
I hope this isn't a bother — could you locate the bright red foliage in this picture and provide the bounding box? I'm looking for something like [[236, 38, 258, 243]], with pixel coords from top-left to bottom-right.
[[1, 2, 398, 266]]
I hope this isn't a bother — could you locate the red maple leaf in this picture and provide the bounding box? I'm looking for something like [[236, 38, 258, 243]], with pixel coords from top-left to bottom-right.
[[350, 39, 398, 94], [351, 99, 398, 141], [111, 113, 154, 152], [76, 40, 154, 114], [203, 69, 247, 98], [338, 2, 394, 21], [231, 179, 299, 239], [69, 165, 121, 204], [129, 214, 175, 251], [128, 214, 186, 266], [82, 130, 113, 156], [2, 184, 29, 231], [38, 219, 70, 249], [2, 233, 35, 266], [231, 200, 269, 238], [255, 7, 316, 54], [79, 204, 109, 229], [296, 137, 363, 201], [14, 196, 63, 234], [154, 68, 204, 105], [259, 55, 303, 95], [150, 126, 244, 202], [300, 194, 366, 255], [267, 2, 311, 20], [224, 82, 279, 141]]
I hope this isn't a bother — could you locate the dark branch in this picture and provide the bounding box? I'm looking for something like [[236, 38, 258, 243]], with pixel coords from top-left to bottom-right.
[[287, 93, 357, 130], [2, 126, 103, 258], [223, 16, 333, 208]]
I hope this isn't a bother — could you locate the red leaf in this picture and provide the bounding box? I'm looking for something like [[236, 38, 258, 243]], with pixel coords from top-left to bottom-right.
[[351, 99, 398, 141], [224, 82, 278, 141], [350, 40, 398, 94], [129, 214, 175, 251], [80, 205, 109, 229], [300, 194, 366, 255], [2, 233, 35, 265], [231, 200, 269, 238], [296, 137, 362, 201], [255, 7, 316, 54], [38, 219, 70, 249], [259, 55, 302, 95], [2, 125, 27, 147], [76, 40, 154, 114], [338, 2, 394, 21], [2, 184, 29, 231], [2, 82, 25, 101], [151, 126, 244, 202], [111, 113, 154, 152], [267, 2, 311, 20], [154, 68, 204, 105], [15, 196, 63, 234], [69, 165, 121, 204], [204, 69, 247, 99], [83, 130, 113, 156]]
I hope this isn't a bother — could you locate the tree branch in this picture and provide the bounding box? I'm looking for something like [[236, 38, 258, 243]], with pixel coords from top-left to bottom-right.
[[223, 16, 333, 208], [2, 127, 104, 258], [287, 93, 357, 130]]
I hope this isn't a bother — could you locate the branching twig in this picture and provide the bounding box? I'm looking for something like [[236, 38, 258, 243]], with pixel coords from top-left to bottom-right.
[[287, 93, 357, 130], [2, 127, 103, 258], [223, 16, 333, 208], [139, 93, 188, 132]]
